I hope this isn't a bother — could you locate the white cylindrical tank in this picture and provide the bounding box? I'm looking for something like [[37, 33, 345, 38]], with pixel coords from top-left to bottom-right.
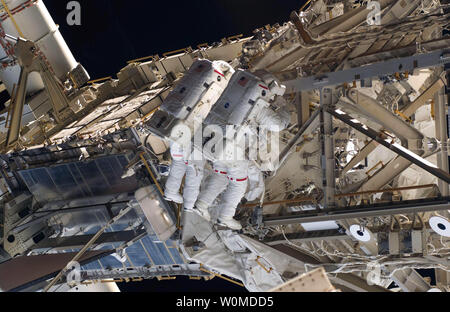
[[0, 0, 78, 95]]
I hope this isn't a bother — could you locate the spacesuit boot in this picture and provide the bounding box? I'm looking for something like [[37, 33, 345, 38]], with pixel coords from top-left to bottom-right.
[[164, 192, 184, 204], [217, 216, 243, 231], [192, 202, 212, 222]]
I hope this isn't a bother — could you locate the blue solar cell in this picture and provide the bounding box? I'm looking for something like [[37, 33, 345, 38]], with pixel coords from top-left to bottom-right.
[[140, 236, 166, 265], [21, 168, 59, 202], [47, 166, 78, 195], [165, 239, 176, 247], [122, 257, 132, 268], [97, 158, 118, 185], [20, 155, 139, 203], [168, 248, 184, 264], [125, 243, 152, 267], [99, 255, 124, 269], [117, 155, 129, 167], [155, 242, 175, 265], [77, 161, 106, 195], [81, 261, 102, 271], [67, 163, 92, 197], [19, 171, 33, 187], [84, 225, 102, 235], [149, 234, 162, 243], [110, 223, 129, 232]]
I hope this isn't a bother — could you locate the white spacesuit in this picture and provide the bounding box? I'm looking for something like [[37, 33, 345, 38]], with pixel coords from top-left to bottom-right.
[[245, 162, 266, 202], [193, 70, 291, 230], [163, 141, 205, 210], [151, 59, 234, 210], [195, 161, 266, 226]]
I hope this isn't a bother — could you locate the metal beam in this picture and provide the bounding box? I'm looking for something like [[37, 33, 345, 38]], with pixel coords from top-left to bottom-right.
[[36, 230, 146, 250], [341, 74, 446, 176], [434, 80, 449, 196], [328, 108, 450, 184], [402, 74, 446, 118], [320, 89, 336, 208], [263, 197, 450, 225], [283, 49, 450, 92], [294, 92, 303, 126], [79, 264, 210, 282], [391, 268, 431, 292], [341, 140, 377, 175], [1, 250, 115, 292], [279, 109, 321, 162], [5, 67, 29, 148], [10, 200, 131, 234], [269, 244, 390, 292], [329, 274, 390, 292]]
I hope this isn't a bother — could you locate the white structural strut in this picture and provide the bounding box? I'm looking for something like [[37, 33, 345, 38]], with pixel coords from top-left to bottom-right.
[[0, 0, 78, 95], [344, 89, 424, 148], [342, 76, 446, 176], [340, 89, 428, 193], [434, 82, 449, 196]]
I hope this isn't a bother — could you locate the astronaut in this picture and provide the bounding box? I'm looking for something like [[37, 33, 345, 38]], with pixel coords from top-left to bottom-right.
[[192, 70, 291, 230], [158, 59, 235, 211]]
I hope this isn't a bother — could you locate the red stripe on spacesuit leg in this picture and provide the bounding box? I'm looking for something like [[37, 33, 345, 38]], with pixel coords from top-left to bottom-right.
[[227, 177, 248, 182]]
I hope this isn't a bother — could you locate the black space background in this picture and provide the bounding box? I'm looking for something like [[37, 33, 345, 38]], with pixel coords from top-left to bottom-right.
[[44, 0, 305, 80], [39, 0, 306, 292]]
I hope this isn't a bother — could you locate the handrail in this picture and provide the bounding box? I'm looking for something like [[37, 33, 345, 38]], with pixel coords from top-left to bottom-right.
[[127, 55, 158, 64], [227, 34, 243, 42], [157, 276, 176, 281], [140, 105, 162, 122], [299, 0, 313, 12], [335, 184, 437, 199], [162, 47, 192, 58], [242, 196, 316, 208], [0, 0, 24, 38], [395, 109, 413, 123], [139, 152, 165, 196], [366, 160, 384, 177], [189, 276, 202, 280], [199, 264, 244, 287], [88, 76, 112, 84], [255, 256, 273, 274]]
